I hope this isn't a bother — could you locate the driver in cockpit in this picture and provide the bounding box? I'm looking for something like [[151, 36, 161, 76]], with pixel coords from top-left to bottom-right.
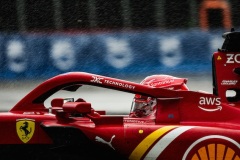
[[129, 74, 189, 118]]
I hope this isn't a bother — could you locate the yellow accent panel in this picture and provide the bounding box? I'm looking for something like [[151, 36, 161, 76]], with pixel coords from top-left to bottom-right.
[[208, 144, 215, 160], [129, 126, 177, 160]]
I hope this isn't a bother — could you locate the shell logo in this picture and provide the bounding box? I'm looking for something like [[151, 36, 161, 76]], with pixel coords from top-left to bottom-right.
[[183, 135, 240, 160], [191, 143, 240, 160]]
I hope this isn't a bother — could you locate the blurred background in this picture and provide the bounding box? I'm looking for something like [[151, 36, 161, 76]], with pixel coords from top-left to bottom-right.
[[0, 0, 238, 112], [1, 0, 239, 32], [1, 0, 240, 79]]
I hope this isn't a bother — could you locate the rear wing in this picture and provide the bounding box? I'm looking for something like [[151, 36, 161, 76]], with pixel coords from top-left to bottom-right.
[[213, 30, 240, 104]]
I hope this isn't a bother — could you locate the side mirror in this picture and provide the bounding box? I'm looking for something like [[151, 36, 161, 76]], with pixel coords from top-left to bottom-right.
[[62, 102, 91, 114], [51, 98, 64, 107]]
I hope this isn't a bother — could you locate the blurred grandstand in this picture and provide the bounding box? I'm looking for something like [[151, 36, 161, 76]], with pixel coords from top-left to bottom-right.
[[0, 0, 239, 32], [0, 0, 239, 80]]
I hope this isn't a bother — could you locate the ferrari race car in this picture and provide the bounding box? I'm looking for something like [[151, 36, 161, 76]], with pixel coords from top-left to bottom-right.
[[1, 30, 240, 160]]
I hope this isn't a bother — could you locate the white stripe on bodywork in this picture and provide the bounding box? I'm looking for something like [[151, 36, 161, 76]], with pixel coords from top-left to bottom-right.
[[182, 135, 240, 160], [144, 126, 194, 160]]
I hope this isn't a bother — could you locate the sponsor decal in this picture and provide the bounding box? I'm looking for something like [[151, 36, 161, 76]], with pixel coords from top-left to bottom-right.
[[148, 79, 174, 87], [198, 105, 222, 112], [90, 76, 135, 89], [90, 76, 103, 84], [124, 119, 153, 123], [226, 53, 240, 64], [95, 135, 115, 150], [16, 119, 35, 143], [182, 135, 240, 160], [217, 55, 222, 60], [23, 112, 35, 115], [198, 97, 222, 112], [23, 112, 41, 115], [221, 80, 238, 85], [104, 79, 135, 89]]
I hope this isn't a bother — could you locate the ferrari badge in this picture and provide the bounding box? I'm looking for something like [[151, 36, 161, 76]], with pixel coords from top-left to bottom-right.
[[16, 119, 35, 143]]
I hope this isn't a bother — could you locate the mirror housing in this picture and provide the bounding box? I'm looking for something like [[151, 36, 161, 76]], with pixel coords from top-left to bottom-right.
[[51, 98, 64, 107], [62, 102, 91, 114]]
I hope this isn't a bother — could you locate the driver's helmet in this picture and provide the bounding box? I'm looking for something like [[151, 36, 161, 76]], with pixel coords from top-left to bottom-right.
[[130, 75, 189, 118]]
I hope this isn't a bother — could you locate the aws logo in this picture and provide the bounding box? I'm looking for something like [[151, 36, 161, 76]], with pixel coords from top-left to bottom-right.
[[198, 97, 222, 112]]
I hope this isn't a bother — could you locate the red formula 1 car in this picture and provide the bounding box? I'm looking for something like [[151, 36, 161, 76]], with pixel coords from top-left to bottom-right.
[[1, 30, 240, 160]]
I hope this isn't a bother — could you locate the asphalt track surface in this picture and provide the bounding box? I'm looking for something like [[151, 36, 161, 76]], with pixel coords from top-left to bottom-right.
[[0, 73, 212, 114]]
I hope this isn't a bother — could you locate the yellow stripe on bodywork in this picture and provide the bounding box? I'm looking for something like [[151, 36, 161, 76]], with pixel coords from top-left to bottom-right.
[[129, 126, 177, 160]]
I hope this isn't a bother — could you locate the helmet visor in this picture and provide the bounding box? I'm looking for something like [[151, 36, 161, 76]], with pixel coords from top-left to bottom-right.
[[131, 97, 156, 117]]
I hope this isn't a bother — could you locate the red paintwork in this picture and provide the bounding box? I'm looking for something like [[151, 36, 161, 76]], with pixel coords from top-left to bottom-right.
[[2, 31, 240, 159]]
